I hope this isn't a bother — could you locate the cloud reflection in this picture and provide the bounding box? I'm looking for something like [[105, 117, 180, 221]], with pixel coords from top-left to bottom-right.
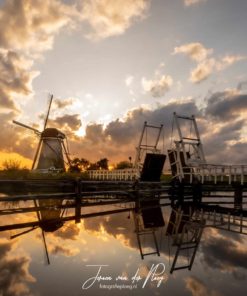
[[0, 239, 35, 296]]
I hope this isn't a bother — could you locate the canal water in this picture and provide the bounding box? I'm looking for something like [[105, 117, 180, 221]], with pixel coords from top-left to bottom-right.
[[0, 190, 246, 296]]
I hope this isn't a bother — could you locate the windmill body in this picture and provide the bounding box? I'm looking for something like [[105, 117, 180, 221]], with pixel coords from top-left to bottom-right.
[[13, 95, 70, 173], [34, 128, 66, 171]]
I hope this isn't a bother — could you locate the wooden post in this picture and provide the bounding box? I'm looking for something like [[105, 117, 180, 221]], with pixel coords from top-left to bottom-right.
[[234, 186, 243, 210], [192, 182, 202, 204], [75, 178, 81, 224]]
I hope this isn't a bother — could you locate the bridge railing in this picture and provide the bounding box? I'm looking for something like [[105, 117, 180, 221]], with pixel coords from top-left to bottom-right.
[[88, 169, 140, 181], [178, 164, 247, 184]]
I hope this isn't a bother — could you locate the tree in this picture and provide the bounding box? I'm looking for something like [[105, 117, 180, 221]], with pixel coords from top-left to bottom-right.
[[69, 157, 90, 172], [80, 158, 90, 170], [116, 161, 132, 169], [88, 158, 109, 170], [87, 163, 99, 170], [97, 158, 109, 170]]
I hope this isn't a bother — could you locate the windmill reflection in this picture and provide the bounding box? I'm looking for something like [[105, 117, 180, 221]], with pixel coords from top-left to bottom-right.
[[9, 198, 65, 265], [34, 199, 64, 232]]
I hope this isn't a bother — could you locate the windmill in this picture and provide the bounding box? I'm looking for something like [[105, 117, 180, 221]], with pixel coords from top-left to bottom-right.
[[13, 94, 71, 172]]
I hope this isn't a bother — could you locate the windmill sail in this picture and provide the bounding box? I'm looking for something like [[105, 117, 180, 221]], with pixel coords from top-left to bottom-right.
[[12, 120, 41, 135], [44, 94, 53, 130]]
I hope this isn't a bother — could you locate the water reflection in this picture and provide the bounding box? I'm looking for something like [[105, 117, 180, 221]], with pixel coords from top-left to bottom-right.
[[0, 192, 247, 295]]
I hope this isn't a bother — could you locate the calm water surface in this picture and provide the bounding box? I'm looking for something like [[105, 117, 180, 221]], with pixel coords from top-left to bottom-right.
[[0, 190, 246, 296]]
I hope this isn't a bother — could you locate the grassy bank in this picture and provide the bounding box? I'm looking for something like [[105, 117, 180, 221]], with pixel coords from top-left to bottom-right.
[[0, 169, 89, 180]]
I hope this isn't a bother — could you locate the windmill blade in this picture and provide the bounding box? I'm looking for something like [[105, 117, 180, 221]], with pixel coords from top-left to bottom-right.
[[13, 120, 41, 135], [43, 94, 53, 130], [10, 226, 38, 239], [32, 138, 42, 170], [62, 139, 71, 166], [33, 199, 50, 265], [41, 230, 50, 265]]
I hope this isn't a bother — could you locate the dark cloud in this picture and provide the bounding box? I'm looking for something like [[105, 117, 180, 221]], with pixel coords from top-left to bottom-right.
[[226, 142, 247, 163], [203, 119, 245, 163], [0, 50, 36, 110], [232, 270, 246, 281], [50, 244, 79, 257], [67, 92, 246, 166], [201, 230, 247, 272], [85, 123, 104, 143], [66, 100, 200, 163], [202, 89, 247, 164], [2, 85, 247, 168], [237, 81, 247, 91], [0, 239, 35, 296], [105, 116, 142, 145], [51, 114, 82, 132], [205, 91, 247, 121], [105, 101, 199, 145]]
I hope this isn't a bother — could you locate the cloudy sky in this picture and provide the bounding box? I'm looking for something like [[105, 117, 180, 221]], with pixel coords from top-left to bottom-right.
[[0, 0, 247, 167]]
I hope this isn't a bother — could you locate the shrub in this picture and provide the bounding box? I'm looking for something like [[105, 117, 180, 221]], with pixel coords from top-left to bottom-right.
[[2, 159, 22, 171]]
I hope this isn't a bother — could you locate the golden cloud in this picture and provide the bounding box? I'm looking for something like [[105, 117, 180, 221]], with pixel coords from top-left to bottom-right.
[[0, 0, 81, 111], [185, 276, 222, 296], [54, 98, 75, 109], [190, 58, 215, 83], [0, 49, 39, 110], [142, 75, 173, 97], [0, 112, 36, 161], [174, 42, 245, 83], [173, 42, 212, 62], [184, 0, 207, 6], [54, 223, 81, 241], [125, 75, 134, 87], [0, 0, 151, 164], [3, 83, 247, 168], [215, 55, 246, 71], [81, 0, 150, 40], [0, 0, 78, 53]]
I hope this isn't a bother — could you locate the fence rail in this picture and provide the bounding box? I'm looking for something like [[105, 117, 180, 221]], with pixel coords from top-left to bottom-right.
[[88, 169, 139, 181], [173, 164, 247, 185]]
